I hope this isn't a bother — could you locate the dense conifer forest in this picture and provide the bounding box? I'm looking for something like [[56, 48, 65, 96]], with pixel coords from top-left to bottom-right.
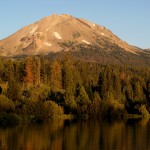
[[0, 55, 150, 126]]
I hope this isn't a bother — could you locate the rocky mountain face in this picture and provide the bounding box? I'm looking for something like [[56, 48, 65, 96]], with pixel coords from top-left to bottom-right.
[[145, 48, 150, 52], [0, 14, 149, 66]]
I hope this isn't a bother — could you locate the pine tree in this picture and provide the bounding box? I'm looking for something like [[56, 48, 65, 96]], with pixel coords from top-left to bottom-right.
[[76, 84, 91, 106], [133, 81, 144, 102], [50, 60, 62, 91], [113, 73, 122, 102], [126, 81, 134, 101], [24, 57, 34, 87], [7, 80, 22, 102], [98, 71, 108, 100], [4, 60, 15, 81], [63, 56, 77, 111], [33, 57, 41, 86], [40, 56, 48, 84], [14, 61, 24, 83]]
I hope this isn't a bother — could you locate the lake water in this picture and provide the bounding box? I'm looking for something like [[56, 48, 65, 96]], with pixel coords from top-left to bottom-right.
[[0, 119, 150, 150]]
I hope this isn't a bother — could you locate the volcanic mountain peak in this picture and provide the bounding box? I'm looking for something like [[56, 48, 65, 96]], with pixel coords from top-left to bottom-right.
[[0, 14, 146, 57]]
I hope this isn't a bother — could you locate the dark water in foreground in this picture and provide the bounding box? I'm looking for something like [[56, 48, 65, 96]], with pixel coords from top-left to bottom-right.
[[0, 119, 150, 150]]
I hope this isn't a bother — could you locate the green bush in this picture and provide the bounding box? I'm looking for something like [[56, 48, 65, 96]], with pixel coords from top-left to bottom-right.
[[43, 100, 64, 118], [99, 100, 125, 120], [139, 105, 150, 118], [23, 84, 50, 101], [0, 95, 15, 112]]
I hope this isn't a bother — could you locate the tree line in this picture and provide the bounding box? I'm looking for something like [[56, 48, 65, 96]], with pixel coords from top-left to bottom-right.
[[0, 55, 150, 125]]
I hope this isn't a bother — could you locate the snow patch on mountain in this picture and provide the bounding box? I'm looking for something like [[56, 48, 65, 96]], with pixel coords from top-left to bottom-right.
[[35, 46, 42, 54], [53, 32, 62, 39], [44, 42, 52, 47], [82, 40, 91, 45], [30, 25, 38, 34]]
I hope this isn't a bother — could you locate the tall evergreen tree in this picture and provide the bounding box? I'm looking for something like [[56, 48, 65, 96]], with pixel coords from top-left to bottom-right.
[[7, 80, 22, 102], [33, 57, 41, 86], [63, 56, 77, 111], [40, 56, 48, 84], [4, 60, 15, 81], [113, 73, 122, 102], [50, 60, 62, 91], [24, 57, 34, 87], [98, 71, 108, 100], [76, 84, 91, 106]]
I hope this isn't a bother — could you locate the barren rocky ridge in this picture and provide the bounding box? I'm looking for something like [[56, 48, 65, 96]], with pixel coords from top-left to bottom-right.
[[0, 14, 146, 57]]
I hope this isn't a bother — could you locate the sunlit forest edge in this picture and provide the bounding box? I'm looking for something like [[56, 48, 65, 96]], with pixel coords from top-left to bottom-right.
[[0, 55, 150, 126]]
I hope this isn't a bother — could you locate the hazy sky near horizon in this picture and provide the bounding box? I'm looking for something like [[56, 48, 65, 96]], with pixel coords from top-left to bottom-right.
[[0, 0, 149, 48]]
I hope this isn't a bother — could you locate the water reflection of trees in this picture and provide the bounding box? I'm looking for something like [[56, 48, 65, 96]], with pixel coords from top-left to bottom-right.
[[0, 119, 150, 150], [0, 119, 64, 150]]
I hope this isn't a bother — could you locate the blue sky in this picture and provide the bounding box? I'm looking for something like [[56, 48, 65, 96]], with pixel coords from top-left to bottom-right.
[[0, 0, 150, 48]]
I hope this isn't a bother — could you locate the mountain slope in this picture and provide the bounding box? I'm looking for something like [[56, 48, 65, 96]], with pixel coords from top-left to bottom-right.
[[0, 14, 149, 66]]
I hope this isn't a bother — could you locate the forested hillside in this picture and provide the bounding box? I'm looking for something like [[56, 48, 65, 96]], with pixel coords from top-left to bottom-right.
[[0, 55, 150, 125]]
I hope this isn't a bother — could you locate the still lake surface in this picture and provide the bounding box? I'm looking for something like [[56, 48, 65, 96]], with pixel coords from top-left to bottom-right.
[[0, 119, 150, 150]]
